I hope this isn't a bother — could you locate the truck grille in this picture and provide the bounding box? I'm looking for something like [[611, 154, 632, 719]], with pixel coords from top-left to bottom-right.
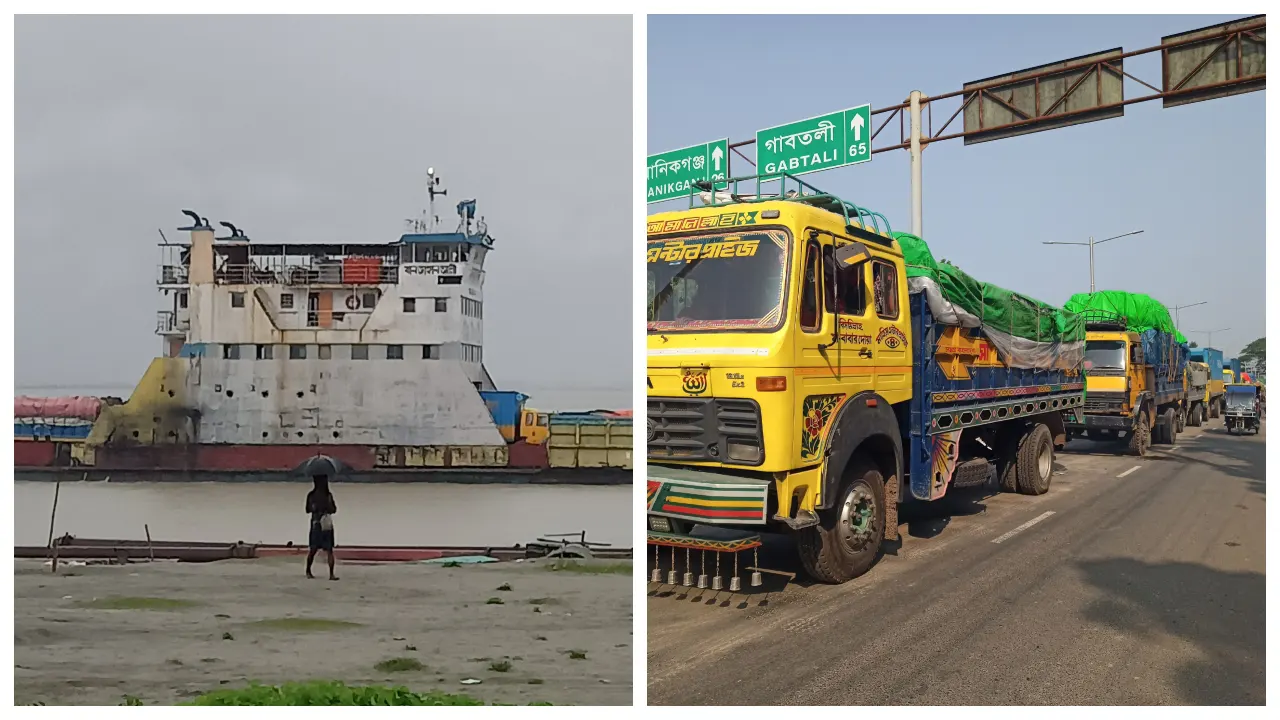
[[647, 397, 764, 466], [1083, 391, 1125, 413]]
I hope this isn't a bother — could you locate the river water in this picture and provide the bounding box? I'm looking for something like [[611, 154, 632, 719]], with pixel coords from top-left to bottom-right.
[[14, 481, 633, 549]]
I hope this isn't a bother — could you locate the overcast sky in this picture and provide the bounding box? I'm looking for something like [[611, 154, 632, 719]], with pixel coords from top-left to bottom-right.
[[15, 15, 632, 408], [650, 14, 1264, 359]]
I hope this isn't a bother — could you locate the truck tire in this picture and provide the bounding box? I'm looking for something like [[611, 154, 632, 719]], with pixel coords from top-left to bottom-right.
[[1157, 408, 1177, 445], [1176, 409, 1186, 433], [797, 459, 885, 584], [996, 426, 1024, 493], [1128, 414, 1150, 457], [1015, 424, 1053, 496]]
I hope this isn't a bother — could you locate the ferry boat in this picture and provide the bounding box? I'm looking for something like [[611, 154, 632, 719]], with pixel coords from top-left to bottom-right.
[[15, 173, 631, 484]]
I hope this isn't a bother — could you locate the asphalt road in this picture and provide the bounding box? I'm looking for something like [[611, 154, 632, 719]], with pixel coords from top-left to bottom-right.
[[647, 421, 1265, 706]]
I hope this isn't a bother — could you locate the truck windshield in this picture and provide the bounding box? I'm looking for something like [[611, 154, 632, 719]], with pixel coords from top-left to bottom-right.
[[1084, 340, 1126, 370], [647, 229, 789, 332]]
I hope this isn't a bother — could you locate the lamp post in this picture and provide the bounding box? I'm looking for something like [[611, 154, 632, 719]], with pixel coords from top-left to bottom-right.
[[1188, 327, 1230, 348], [1170, 301, 1207, 331], [1042, 230, 1145, 293]]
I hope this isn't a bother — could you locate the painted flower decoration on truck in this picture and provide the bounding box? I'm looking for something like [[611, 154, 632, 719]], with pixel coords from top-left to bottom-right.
[[800, 394, 846, 461]]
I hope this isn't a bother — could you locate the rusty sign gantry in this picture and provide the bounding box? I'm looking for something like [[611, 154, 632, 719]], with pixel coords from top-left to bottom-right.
[[721, 16, 1265, 236]]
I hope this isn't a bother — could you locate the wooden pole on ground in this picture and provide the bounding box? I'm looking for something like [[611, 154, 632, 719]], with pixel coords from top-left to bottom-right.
[[47, 480, 62, 573], [145, 524, 155, 563]]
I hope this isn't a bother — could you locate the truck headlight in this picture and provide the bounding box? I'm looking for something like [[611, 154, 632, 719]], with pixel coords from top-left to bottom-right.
[[726, 439, 762, 463]]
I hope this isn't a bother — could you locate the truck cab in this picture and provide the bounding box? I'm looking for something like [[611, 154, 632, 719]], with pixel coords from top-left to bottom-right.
[[519, 409, 550, 445]]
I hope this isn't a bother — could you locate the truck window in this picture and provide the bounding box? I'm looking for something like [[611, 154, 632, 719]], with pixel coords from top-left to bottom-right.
[[800, 240, 821, 332], [872, 260, 899, 320], [1084, 340, 1126, 370], [647, 230, 789, 332]]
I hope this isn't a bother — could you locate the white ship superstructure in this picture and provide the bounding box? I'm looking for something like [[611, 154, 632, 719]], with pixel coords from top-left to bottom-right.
[[154, 176, 506, 447]]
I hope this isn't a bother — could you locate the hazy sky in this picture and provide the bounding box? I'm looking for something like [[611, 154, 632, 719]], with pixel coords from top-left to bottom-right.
[[649, 15, 1264, 357], [15, 15, 632, 405]]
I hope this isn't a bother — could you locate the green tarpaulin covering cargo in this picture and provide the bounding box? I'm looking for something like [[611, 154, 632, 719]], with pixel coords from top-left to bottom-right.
[[895, 232, 1085, 370], [1062, 290, 1188, 344]]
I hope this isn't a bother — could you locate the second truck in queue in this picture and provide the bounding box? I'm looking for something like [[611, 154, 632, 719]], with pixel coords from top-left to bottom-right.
[[1064, 291, 1189, 456], [645, 174, 1086, 584]]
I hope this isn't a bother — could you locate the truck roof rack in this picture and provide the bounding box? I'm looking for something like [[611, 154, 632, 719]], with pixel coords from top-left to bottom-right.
[[1077, 309, 1129, 331], [691, 172, 893, 242]]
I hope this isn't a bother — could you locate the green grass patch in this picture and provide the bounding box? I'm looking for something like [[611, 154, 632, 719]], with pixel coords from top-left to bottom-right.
[[77, 596, 200, 610], [246, 618, 362, 631], [566, 650, 588, 660], [375, 657, 425, 673], [182, 681, 494, 706], [545, 561, 632, 575], [488, 660, 512, 673], [485, 597, 504, 605]]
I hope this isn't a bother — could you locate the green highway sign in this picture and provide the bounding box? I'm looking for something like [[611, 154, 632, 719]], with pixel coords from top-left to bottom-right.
[[755, 104, 872, 177], [647, 139, 729, 204]]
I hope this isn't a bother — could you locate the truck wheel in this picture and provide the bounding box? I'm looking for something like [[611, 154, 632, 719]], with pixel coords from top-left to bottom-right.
[[1158, 408, 1177, 444], [1015, 424, 1053, 495], [1128, 414, 1150, 457], [797, 459, 885, 584], [1176, 409, 1186, 433], [996, 426, 1024, 493]]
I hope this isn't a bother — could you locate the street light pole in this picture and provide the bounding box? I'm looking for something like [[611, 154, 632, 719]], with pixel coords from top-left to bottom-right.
[[1043, 230, 1146, 292], [1170, 301, 1207, 330], [1188, 327, 1230, 348]]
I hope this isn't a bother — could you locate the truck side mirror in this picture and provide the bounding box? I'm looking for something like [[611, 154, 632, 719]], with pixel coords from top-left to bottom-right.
[[834, 241, 871, 268], [1131, 345, 1144, 365]]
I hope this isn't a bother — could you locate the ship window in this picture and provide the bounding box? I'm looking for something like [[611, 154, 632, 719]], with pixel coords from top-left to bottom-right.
[[223, 344, 240, 360], [386, 344, 404, 360], [280, 293, 294, 309], [351, 344, 369, 360], [257, 344, 273, 360], [400, 244, 414, 263], [231, 292, 245, 308], [439, 276, 462, 285], [289, 345, 307, 360], [423, 344, 441, 359], [435, 298, 448, 312], [800, 240, 821, 333], [403, 297, 416, 313], [414, 244, 432, 263], [873, 260, 900, 320], [433, 247, 449, 262], [178, 291, 188, 309], [451, 247, 460, 262], [318, 344, 332, 360]]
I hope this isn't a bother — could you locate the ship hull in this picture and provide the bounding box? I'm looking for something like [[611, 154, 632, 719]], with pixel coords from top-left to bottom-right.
[[14, 466, 630, 485], [13, 439, 630, 485]]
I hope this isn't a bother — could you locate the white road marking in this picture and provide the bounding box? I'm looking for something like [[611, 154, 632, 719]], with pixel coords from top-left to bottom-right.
[[991, 511, 1057, 544], [1117, 465, 1142, 478]]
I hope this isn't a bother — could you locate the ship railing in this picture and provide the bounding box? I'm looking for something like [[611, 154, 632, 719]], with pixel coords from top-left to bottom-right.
[[155, 310, 189, 335], [157, 264, 189, 285], [214, 260, 399, 286]]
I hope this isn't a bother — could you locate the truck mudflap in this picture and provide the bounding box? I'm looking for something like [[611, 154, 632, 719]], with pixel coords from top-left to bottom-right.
[[646, 467, 770, 526]]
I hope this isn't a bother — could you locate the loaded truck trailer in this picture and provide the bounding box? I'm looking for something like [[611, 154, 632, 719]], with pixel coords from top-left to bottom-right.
[[1187, 347, 1226, 420], [1064, 291, 1189, 456], [645, 173, 1086, 585]]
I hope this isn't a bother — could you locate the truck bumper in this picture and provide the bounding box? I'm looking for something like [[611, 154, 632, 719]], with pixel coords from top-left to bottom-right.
[[647, 466, 771, 529], [1067, 413, 1132, 431]]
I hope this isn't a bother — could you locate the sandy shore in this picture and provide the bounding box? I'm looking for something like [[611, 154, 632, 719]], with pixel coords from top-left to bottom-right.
[[14, 556, 633, 705]]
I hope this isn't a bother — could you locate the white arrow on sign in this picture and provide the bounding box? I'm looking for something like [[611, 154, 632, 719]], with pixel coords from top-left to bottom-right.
[[850, 112, 866, 142], [711, 145, 724, 172]]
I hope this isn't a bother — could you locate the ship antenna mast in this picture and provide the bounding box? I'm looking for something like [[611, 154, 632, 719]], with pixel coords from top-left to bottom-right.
[[425, 167, 448, 233]]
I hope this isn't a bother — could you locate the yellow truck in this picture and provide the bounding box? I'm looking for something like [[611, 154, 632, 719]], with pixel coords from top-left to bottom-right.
[[646, 174, 1086, 585]]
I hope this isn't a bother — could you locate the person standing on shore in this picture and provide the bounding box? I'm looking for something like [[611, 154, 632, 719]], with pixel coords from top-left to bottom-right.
[[305, 476, 338, 580]]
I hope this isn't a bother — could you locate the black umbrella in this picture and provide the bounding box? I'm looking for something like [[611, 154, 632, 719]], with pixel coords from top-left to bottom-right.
[[293, 454, 352, 479]]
